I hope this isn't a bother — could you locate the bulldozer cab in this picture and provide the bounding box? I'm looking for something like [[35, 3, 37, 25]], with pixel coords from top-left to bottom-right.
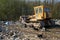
[[34, 5, 51, 20]]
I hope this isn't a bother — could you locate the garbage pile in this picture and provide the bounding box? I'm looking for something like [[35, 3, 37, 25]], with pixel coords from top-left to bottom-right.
[[0, 25, 41, 40], [0, 20, 60, 40]]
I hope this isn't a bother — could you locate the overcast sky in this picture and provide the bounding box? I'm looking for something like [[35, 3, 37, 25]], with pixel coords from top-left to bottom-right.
[[25, 0, 60, 2]]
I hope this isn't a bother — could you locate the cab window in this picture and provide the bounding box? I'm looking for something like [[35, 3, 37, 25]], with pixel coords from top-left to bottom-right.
[[39, 8, 42, 13], [44, 8, 50, 12], [35, 8, 38, 14]]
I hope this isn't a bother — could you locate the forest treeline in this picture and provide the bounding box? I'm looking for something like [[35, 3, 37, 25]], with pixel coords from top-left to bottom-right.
[[0, 0, 60, 21]]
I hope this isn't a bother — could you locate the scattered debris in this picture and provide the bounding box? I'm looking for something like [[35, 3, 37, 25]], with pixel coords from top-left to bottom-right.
[[0, 20, 60, 40]]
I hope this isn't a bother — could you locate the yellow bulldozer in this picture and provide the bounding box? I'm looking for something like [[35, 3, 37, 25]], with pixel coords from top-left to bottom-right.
[[19, 5, 55, 31]]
